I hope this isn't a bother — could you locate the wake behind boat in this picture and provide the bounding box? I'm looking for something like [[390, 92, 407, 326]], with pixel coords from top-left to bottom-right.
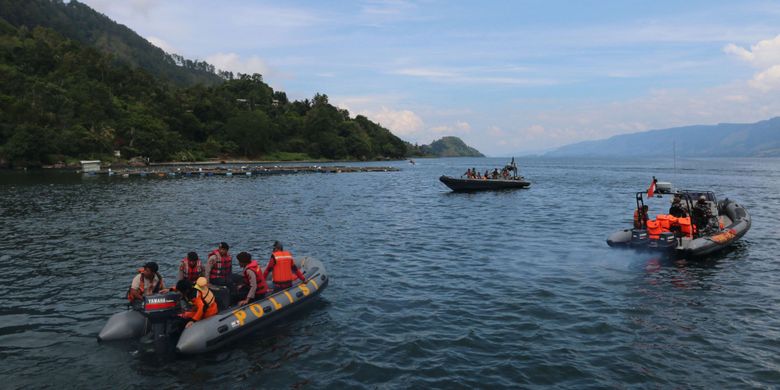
[[606, 179, 751, 257]]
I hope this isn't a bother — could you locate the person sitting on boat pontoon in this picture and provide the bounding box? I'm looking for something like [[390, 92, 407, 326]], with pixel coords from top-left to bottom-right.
[[463, 168, 472, 178], [264, 241, 306, 293], [127, 262, 166, 304], [492, 168, 499, 179]]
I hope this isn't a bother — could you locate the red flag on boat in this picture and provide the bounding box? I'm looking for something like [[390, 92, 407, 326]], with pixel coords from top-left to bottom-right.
[[647, 176, 657, 198]]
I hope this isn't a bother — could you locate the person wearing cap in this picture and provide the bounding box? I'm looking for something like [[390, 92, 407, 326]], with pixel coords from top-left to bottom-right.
[[236, 252, 268, 306], [127, 262, 165, 303], [669, 195, 688, 218], [177, 277, 218, 328], [263, 241, 306, 293], [205, 242, 233, 286], [178, 251, 204, 283]]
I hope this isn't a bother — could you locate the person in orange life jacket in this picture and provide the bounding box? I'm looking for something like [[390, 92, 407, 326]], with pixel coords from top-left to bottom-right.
[[205, 242, 232, 286], [128, 262, 166, 303], [178, 251, 203, 282], [633, 205, 649, 229], [175, 277, 218, 329], [263, 241, 306, 293], [236, 252, 269, 306]]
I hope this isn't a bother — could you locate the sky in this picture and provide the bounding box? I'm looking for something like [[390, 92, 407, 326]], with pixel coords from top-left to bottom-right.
[[79, 0, 780, 156]]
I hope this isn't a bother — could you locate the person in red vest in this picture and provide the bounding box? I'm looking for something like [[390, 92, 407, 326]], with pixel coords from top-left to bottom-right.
[[205, 242, 232, 286], [177, 251, 203, 283], [263, 241, 306, 293], [236, 252, 269, 306]]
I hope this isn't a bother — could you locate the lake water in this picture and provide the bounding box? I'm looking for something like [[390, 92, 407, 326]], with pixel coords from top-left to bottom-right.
[[1, 157, 779, 388]]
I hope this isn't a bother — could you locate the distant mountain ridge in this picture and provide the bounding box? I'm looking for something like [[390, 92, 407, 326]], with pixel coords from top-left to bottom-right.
[[418, 136, 484, 157], [546, 117, 780, 157]]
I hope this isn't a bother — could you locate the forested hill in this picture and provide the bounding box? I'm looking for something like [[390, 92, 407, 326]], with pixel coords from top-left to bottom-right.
[[0, 0, 224, 87], [546, 117, 780, 157], [413, 136, 484, 157], [0, 18, 408, 167]]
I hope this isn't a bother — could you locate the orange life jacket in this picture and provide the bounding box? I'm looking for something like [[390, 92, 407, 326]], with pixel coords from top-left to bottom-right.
[[646, 220, 663, 240], [243, 260, 268, 296], [633, 209, 646, 229], [208, 249, 232, 281], [677, 217, 693, 237], [656, 214, 671, 231], [180, 258, 202, 283], [271, 250, 295, 283], [184, 289, 218, 321]]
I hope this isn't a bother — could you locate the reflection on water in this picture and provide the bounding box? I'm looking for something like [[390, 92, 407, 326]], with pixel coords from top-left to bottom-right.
[[2, 157, 780, 388]]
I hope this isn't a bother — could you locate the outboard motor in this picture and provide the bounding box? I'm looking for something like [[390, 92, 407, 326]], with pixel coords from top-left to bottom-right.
[[647, 231, 677, 250], [630, 229, 649, 248], [141, 292, 182, 351]]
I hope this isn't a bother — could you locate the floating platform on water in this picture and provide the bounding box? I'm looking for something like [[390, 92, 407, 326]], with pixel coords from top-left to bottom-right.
[[82, 165, 399, 178]]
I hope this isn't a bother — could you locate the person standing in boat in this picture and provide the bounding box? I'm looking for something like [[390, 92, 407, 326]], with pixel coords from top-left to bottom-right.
[[264, 241, 306, 293], [669, 196, 688, 218], [692, 196, 714, 234], [178, 251, 203, 283], [633, 205, 649, 229], [127, 262, 165, 304], [205, 242, 232, 287], [236, 251, 268, 306]]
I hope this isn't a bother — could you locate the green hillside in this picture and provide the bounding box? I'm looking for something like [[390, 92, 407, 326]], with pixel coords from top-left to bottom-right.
[[410, 136, 484, 157], [0, 17, 407, 167], [0, 0, 224, 87]]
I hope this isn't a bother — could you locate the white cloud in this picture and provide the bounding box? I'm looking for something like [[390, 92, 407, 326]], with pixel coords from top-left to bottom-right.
[[749, 65, 780, 91], [146, 36, 177, 54], [391, 67, 557, 86], [726, 34, 780, 91], [367, 107, 424, 136], [724, 35, 780, 68], [205, 52, 272, 76]]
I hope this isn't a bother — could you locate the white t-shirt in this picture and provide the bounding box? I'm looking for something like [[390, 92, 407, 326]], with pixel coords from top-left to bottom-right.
[[131, 273, 163, 296]]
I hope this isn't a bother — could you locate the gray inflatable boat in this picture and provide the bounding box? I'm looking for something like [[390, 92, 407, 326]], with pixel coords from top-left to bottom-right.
[[98, 256, 329, 354], [607, 187, 751, 257]]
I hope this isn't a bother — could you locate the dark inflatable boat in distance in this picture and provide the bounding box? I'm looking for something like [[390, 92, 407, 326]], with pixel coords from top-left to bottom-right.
[[439, 175, 531, 191], [440, 158, 530, 192]]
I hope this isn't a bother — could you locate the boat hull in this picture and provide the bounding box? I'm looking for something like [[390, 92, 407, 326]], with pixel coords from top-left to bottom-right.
[[439, 175, 530, 191]]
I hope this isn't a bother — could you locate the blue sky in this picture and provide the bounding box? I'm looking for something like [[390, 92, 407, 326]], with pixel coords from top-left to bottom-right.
[[81, 0, 780, 156]]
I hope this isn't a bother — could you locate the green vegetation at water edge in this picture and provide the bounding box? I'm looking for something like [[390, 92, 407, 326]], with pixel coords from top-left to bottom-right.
[[0, 19, 407, 167]]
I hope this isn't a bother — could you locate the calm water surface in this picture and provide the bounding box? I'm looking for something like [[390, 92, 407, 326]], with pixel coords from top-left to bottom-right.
[[1, 157, 779, 389]]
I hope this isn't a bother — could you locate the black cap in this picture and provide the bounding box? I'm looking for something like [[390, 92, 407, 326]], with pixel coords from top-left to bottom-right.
[[219, 242, 229, 250], [187, 252, 198, 261]]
